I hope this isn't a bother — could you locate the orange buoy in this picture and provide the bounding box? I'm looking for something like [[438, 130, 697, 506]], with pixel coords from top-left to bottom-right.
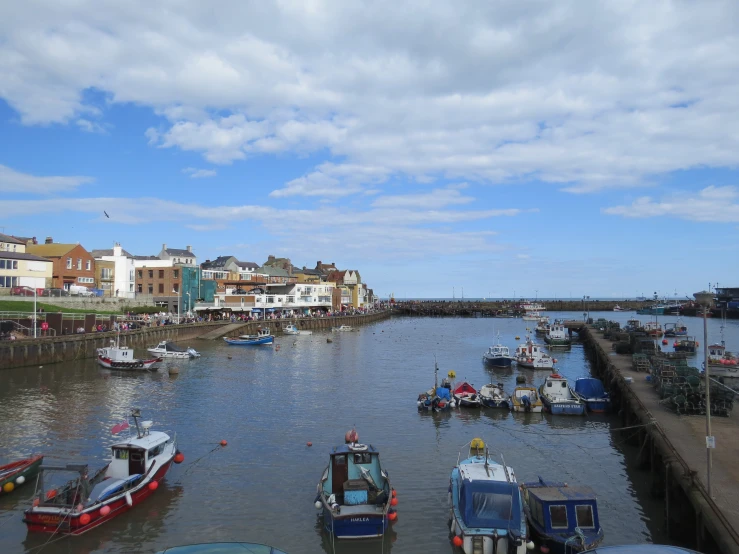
[[148, 481, 159, 491], [79, 513, 91, 525], [662, 339, 668, 345], [307, 442, 313, 447], [452, 535, 463, 547], [220, 440, 228, 447], [174, 452, 185, 464], [45, 489, 56, 500], [388, 511, 397, 521], [100, 505, 111, 516], [391, 489, 397, 498], [390, 497, 398, 506]]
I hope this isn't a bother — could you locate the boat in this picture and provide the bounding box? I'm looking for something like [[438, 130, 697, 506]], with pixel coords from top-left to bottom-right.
[[613, 305, 626, 312], [573, 378, 611, 413], [483, 333, 515, 367], [146, 341, 200, 359], [417, 362, 456, 411], [24, 410, 179, 535], [521, 302, 546, 312], [643, 321, 663, 337], [535, 319, 550, 336], [283, 324, 312, 336], [539, 373, 585, 415], [663, 321, 688, 337], [522, 311, 542, 321], [521, 477, 604, 553], [510, 386, 544, 413], [97, 336, 162, 370], [673, 337, 697, 354], [1, 455, 44, 495], [479, 383, 509, 408], [514, 337, 554, 369], [314, 431, 394, 539], [544, 322, 571, 347], [224, 328, 274, 345], [448, 438, 532, 554], [637, 304, 666, 315], [332, 325, 353, 332], [156, 543, 289, 554], [623, 319, 643, 333], [707, 343, 739, 372], [453, 382, 482, 408]]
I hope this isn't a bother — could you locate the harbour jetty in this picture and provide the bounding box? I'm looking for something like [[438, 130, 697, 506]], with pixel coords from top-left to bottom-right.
[[393, 299, 645, 316], [579, 322, 739, 554]]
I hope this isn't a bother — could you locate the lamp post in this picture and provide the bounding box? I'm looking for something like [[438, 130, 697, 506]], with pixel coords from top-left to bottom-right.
[[694, 290, 714, 497], [33, 288, 37, 338], [186, 291, 191, 316]]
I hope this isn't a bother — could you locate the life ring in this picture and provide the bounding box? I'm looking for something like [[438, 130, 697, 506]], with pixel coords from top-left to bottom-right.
[[348, 443, 368, 451]]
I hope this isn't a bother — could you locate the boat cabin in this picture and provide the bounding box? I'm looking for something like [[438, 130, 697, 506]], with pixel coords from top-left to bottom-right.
[[487, 345, 511, 357], [543, 375, 571, 400], [708, 344, 726, 359], [99, 341, 135, 363], [457, 470, 523, 532], [321, 444, 389, 506], [523, 480, 601, 538]]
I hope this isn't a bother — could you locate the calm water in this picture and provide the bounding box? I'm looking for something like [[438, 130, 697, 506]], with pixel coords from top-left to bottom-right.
[[1, 311, 736, 553]]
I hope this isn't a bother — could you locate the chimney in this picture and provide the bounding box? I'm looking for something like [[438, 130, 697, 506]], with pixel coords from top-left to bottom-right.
[[187, 245, 192, 252], [113, 244, 122, 256], [317, 260, 322, 266], [268, 255, 275, 262], [45, 236, 53, 244], [32, 236, 37, 245], [162, 243, 167, 251]]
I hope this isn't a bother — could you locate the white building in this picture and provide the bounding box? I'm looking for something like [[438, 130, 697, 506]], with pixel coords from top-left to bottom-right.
[[158, 244, 197, 266], [203, 282, 335, 317], [92, 243, 136, 298]]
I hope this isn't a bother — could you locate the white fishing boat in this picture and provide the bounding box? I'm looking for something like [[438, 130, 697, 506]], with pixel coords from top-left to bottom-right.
[[522, 311, 542, 321], [283, 324, 312, 335], [521, 301, 545, 312], [332, 325, 353, 332], [97, 335, 161, 370], [613, 305, 626, 312], [147, 341, 200, 359], [514, 336, 554, 369], [544, 322, 571, 347]]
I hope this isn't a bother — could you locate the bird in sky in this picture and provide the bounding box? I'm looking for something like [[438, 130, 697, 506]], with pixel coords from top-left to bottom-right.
[[104, 211, 109, 218]]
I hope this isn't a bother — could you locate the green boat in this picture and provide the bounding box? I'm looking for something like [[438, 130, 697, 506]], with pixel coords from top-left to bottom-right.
[[0, 454, 44, 495], [544, 322, 571, 347]]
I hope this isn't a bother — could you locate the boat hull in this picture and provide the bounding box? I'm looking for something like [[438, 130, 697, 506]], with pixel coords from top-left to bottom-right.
[[539, 387, 585, 415], [483, 357, 513, 368], [224, 336, 274, 345], [322, 508, 388, 539], [454, 395, 481, 408], [97, 356, 161, 370], [24, 459, 173, 535], [511, 402, 543, 413], [480, 397, 509, 409], [0, 455, 43, 495], [515, 358, 553, 369], [528, 525, 603, 554], [584, 399, 611, 413], [544, 338, 571, 347]]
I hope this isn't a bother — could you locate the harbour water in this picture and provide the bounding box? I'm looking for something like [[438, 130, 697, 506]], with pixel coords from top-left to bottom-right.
[[1, 311, 736, 553]]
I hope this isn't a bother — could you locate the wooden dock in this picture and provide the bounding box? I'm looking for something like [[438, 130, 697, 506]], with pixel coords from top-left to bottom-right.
[[582, 326, 739, 554]]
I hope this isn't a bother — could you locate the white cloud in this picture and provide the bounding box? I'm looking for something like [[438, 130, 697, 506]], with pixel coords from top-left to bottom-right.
[[0, 164, 94, 194], [2, 1, 739, 194], [603, 186, 739, 222], [182, 167, 217, 178], [371, 187, 475, 209]]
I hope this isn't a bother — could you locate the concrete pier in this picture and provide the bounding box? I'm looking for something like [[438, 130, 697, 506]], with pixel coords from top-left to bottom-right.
[[581, 325, 739, 554]]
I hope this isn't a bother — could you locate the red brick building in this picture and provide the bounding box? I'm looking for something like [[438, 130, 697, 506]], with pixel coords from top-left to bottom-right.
[[27, 240, 96, 290]]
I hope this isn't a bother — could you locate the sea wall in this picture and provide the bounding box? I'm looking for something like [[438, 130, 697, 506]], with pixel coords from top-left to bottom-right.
[[393, 300, 645, 316]]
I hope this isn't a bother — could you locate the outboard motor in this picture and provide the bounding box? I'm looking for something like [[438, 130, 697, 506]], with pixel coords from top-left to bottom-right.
[[521, 394, 531, 412]]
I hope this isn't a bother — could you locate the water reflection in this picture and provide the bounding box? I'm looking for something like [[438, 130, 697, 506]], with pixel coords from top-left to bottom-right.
[[314, 519, 398, 554]]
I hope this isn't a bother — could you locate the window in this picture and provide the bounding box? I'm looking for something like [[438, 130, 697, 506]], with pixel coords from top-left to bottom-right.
[[353, 453, 372, 464], [575, 505, 594, 528], [0, 260, 13, 269], [129, 284, 134, 292], [148, 270, 153, 278], [113, 448, 129, 460], [101, 268, 113, 279], [173, 269, 179, 279], [77, 258, 82, 270], [547, 381, 553, 388], [561, 382, 567, 388], [138, 270, 143, 278], [0, 276, 19, 287], [549, 505, 569, 529], [138, 284, 143, 293], [148, 284, 153, 294], [158, 283, 164, 293], [159, 270, 164, 278], [129, 270, 134, 281], [86, 260, 91, 271], [173, 283, 179, 293], [67, 257, 72, 269], [148, 443, 165, 458]]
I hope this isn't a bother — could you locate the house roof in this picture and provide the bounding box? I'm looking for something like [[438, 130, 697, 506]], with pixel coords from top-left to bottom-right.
[[91, 248, 133, 258], [236, 261, 259, 270], [201, 256, 235, 270], [326, 270, 347, 282], [27, 243, 79, 257], [133, 255, 160, 261], [257, 265, 290, 277], [164, 248, 196, 257], [295, 267, 323, 276], [0, 233, 24, 245], [0, 251, 52, 262], [11, 236, 35, 244]]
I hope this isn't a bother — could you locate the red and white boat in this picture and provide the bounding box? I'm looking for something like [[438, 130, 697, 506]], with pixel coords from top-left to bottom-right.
[[453, 381, 481, 408], [97, 335, 161, 370], [24, 410, 181, 535]]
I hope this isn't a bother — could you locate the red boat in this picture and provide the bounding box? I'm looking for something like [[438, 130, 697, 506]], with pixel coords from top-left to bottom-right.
[[1, 455, 44, 495], [453, 382, 481, 408], [24, 410, 181, 535], [96, 337, 161, 371]]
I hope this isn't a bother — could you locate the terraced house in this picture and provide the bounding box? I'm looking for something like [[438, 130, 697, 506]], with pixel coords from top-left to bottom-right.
[[0, 233, 52, 291], [27, 239, 96, 290]]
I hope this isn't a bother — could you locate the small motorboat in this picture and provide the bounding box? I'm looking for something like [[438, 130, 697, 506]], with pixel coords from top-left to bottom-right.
[[314, 430, 395, 539], [613, 304, 626, 312], [510, 386, 544, 413], [417, 362, 456, 411], [283, 324, 312, 335], [544, 322, 571, 347], [479, 383, 509, 408], [449, 438, 532, 554], [708, 343, 739, 373], [539, 373, 585, 415], [332, 325, 353, 332], [483, 333, 516, 367], [155, 544, 288, 554], [521, 477, 604, 553], [644, 321, 664, 337], [522, 311, 542, 321], [453, 382, 481, 408], [673, 337, 697, 354], [24, 410, 179, 535], [97, 336, 162, 370], [664, 321, 688, 337], [573, 378, 611, 413], [146, 341, 200, 359], [514, 336, 554, 369], [1, 454, 44, 495], [535, 318, 550, 336], [225, 328, 274, 345]]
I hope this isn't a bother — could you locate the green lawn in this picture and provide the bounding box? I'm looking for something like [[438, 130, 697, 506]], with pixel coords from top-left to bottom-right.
[[0, 300, 125, 314]]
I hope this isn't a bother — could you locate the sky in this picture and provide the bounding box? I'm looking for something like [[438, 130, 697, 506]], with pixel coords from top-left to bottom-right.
[[1, 0, 738, 299]]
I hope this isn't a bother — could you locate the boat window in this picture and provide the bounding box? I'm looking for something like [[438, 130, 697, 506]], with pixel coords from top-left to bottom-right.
[[549, 505, 568, 529], [576, 505, 595, 528], [113, 448, 129, 460], [531, 498, 544, 526], [148, 443, 165, 458], [561, 382, 567, 388], [471, 491, 513, 522], [353, 453, 372, 464], [547, 381, 552, 387]]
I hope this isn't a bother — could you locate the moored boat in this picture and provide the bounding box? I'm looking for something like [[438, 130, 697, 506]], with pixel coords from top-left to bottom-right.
[[510, 386, 544, 413], [314, 431, 395, 539], [97, 336, 162, 370], [573, 378, 611, 413], [1, 455, 44, 495], [225, 328, 274, 345], [522, 311, 542, 321], [23, 410, 179, 535], [544, 322, 571, 347], [479, 383, 509, 408], [644, 321, 663, 337], [535, 319, 550, 336], [673, 337, 697, 354], [483, 333, 515, 367], [663, 320, 688, 337], [417, 362, 456, 411], [613, 305, 626, 312], [453, 382, 482, 408], [514, 336, 554, 369], [146, 341, 200, 359], [539, 374, 585, 415], [521, 477, 604, 553], [448, 438, 532, 554], [332, 325, 353, 332], [283, 324, 312, 335]]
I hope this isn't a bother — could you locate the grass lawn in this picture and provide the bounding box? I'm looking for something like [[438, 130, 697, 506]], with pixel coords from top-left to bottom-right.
[[0, 300, 124, 314]]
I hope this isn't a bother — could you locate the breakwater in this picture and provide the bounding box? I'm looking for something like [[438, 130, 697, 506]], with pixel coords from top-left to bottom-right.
[[393, 300, 646, 316], [580, 324, 739, 554]]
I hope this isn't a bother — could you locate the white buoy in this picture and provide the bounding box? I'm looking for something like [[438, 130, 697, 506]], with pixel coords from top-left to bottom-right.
[[314, 501, 322, 509], [450, 400, 457, 408], [125, 492, 133, 506], [526, 541, 535, 550], [15, 475, 25, 485], [417, 401, 422, 407]]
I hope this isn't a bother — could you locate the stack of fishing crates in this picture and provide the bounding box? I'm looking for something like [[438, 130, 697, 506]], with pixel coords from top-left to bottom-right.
[[632, 353, 650, 373]]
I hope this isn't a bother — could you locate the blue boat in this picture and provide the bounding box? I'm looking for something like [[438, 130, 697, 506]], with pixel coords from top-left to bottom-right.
[[449, 438, 532, 554], [573, 378, 611, 413], [223, 328, 274, 346], [539, 374, 585, 415], [315, 435, 394, 539], [417, 360, 456, 411], [521, 477, 604, 553], [483, 334, 515, 367]]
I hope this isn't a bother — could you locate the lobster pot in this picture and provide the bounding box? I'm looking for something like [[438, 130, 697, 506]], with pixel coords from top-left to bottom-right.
[[344, 479, 369, 505]]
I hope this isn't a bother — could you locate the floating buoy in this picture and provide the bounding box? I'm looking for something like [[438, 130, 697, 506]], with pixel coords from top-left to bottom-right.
[[79, 513, 91, 525], [392, 489, 397, 498], [276, 345, 280, 351], [45, 489, 56, 500], [174, 452, 185, 464], [526, 541, 535, 550], [220, 440, 228, 447], [452, 535, 463, 547], [388, 511, 397, 522], [15, 475, 25, 485], [327, 338, 333, 343], [227, 356, 232, 360], [314, 501, 322, 509], [3, 482, 14, 493], [100, 505, 111, 516], [448, 370, 456, 379], [148, 481, 159, 491], [390, 497, 398, 506], [516, 375, 526, 384], [662, 339, 668, 345], [306, 442, 312, 447], [515, 336, 520, 340], [168, 367, 180, 375], [470, 438, 485, 450]]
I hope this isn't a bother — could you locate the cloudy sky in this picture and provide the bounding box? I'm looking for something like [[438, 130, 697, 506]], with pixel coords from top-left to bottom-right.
[[2, 0, 738, 298]]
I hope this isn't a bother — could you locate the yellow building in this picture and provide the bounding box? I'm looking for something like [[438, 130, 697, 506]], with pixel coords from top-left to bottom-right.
[[0, 233, 53, 291]]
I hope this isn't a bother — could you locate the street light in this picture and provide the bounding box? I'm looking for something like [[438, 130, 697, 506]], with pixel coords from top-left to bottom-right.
[[33, 288, 37, 338], [186, 291, 191, 316], [694, 290, 714, 497]]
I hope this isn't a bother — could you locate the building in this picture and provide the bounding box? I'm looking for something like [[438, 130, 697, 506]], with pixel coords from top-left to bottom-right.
[[0, 233, 53, 291], [91, 243, 136, 298], [315, 260, 339, 276], [263, 255, 292, 275], [1, 233, 24, 253], [133, 257, 181, 312], [158, 244, 197, 266], [27, 238, 96, 290], [294, 266, 323, 284], [326, 269, 362, 307]]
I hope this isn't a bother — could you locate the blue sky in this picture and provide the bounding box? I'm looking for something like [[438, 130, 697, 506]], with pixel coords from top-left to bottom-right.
[[2, 1, 738, 298]]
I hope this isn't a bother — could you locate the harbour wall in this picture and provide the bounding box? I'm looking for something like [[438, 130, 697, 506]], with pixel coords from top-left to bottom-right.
[[579, 324, 739, 554], [393, 300, 648, 316], [0, 311, 391, 370]]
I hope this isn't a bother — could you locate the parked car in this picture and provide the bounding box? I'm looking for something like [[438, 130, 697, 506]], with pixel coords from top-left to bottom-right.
[[69, 285, 94, 297], [42, 288, 70, 297], [10, 286, 37, 296], [233, 289, 247, 294]]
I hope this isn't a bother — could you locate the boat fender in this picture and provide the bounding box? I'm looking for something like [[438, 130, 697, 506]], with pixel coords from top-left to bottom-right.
[[15, 475, 25, 485], [125, 492, 133, 507]]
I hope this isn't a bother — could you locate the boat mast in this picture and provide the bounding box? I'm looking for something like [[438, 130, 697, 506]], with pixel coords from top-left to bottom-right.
[[434, 356, 439, 390], [131, 409, 142, 439]]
